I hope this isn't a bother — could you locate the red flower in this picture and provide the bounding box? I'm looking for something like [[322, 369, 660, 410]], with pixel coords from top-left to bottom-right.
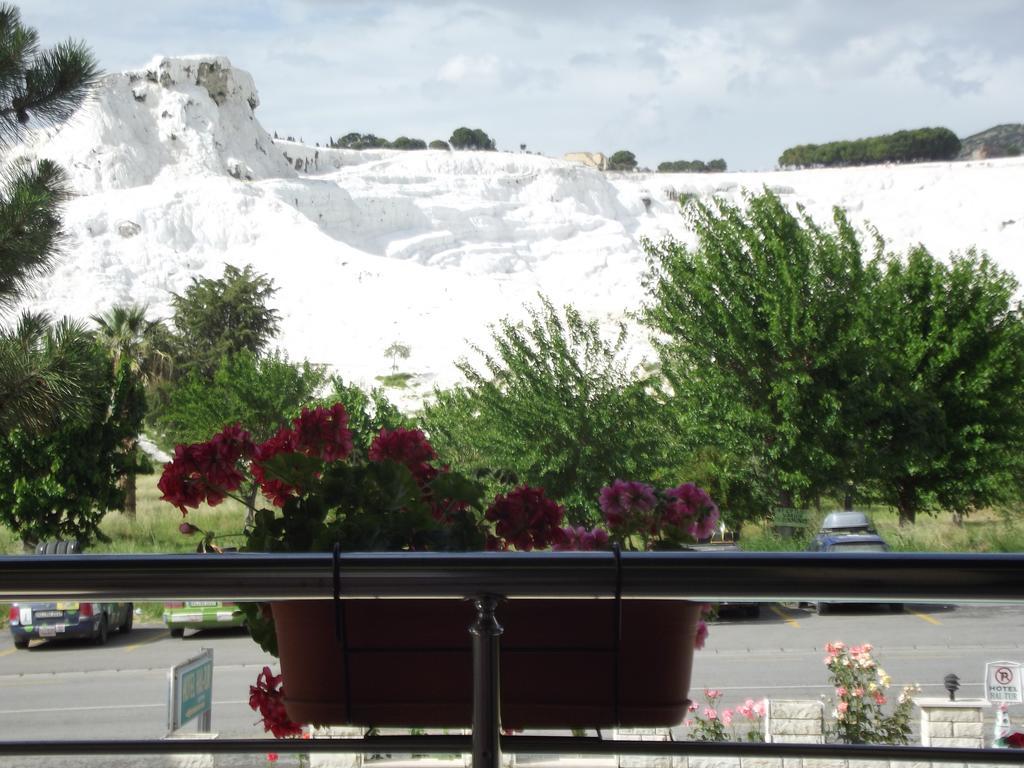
[[293, 403, 353, 462], [485, 486, 566, 551], [1002, 731, 1024, 748], [158, 424, 254, 513], [369, 428, 438, 485], [251, 426, 300, 506], [249, 666, 304, 739]]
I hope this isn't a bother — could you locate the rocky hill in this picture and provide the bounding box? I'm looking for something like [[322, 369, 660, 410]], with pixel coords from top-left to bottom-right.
[[10, 56, 1024, 409], [959, 123, 1024, 160]]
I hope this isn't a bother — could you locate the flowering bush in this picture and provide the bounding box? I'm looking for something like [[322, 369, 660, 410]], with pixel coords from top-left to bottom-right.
[[158, 402, 720, 738], [824, 642, 918, 744], [686, 688, 766, 742]]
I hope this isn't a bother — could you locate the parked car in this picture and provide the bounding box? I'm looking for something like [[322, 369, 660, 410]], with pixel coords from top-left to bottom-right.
[[804, 532, 902, 614], [7, 541, 134, 649], [162, 600, 246, 637], [693, 541, 762, 618], [818, 510, 877, 534]]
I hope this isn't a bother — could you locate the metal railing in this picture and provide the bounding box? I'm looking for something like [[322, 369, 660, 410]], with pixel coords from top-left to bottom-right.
[[2, 550, 1024, 766]]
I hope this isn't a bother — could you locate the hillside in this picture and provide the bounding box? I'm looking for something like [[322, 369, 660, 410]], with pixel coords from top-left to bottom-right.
[[959, 123, 1024, 160], [11, 56, 1024, 410]]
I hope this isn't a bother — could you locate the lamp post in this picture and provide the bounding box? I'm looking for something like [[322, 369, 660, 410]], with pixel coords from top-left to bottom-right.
[[944, 673, 960, 701]]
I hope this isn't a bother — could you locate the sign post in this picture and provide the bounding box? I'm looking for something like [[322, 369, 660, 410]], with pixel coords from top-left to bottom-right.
[[986, 661, 1023, 704], [168, 648, 214, 734]]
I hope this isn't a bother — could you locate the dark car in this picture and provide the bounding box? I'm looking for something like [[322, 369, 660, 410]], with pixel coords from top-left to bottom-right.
[[7, 541, 134, 649], [694, 541, 762, 618], [818, 510, 877, 535], [804, 532, 902, 614]]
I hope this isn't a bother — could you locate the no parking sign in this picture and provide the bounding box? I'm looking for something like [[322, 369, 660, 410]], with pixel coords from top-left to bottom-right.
[[986, 661, 1023, 703]]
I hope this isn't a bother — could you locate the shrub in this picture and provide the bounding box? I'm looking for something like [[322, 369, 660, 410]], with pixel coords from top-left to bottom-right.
[[824, 642, 917, 744], [687, 689, 766, 742]]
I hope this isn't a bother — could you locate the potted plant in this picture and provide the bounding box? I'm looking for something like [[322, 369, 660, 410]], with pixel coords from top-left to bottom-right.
[[158, 403, 718, 736]]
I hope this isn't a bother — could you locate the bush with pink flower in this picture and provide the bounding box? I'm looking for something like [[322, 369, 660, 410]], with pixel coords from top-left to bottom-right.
[[824, 641, 918, 744], [686, 689, 766, 742], [157, 402, 720, 739]]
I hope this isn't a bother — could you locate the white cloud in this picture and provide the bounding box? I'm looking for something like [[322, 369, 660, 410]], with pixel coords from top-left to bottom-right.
[[14, 0, 1024, 170], [437, 54, 499, 83]]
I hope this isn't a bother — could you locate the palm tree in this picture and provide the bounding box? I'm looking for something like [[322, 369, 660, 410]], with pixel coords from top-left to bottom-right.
[[0, 312, 95, 433], [92, 304, 172, 381], [92, 304, 172, 517]]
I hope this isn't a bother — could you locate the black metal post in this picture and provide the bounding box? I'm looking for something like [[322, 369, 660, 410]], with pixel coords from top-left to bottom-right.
[[470, 594, 503, 768]]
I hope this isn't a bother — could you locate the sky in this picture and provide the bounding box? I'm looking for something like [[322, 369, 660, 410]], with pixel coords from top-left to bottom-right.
[[19, 0, 1024, 170]]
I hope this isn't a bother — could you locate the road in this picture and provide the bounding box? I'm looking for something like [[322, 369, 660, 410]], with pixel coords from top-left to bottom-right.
[[0, 601, 1022, 763]]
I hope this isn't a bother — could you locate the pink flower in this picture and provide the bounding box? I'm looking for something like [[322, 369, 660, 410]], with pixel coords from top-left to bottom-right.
[[853, 686, 864, 697], [873, 691, 887, 705], [753, 699, 767, 718], [704, 688, 722, 700], [703, 707, 718, 720], [554, 525, 610, 551], [695, 620, 709, 650], [599, 480, 656, 529], [179, 522, 198, 535], [662, 482, 713, 524], [721, 708, 733, 726], [836, 686, 847, 697], [837, 701, 849, 714]]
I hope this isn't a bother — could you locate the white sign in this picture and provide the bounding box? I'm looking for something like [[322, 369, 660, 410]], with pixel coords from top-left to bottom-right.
[[986, 661, 1023, 703], [168, 648, 214, 733]]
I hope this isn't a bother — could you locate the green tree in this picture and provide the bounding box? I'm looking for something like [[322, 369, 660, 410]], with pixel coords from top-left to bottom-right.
[[869, 248, 1024, 525], [642, 190, 877, 512], [390, 136, 427, 150], [91, 304, 171, 517], [608, 150, 638, 171], [428, 139, 450, 150], [449, 127, 495, 151], [778, 127, 961, 168], [0, 334, 144, 548], [157, 350, 327, 448], [169, 264, 280, 379], [328, 377, 411, 454], [156, 350, 329, 521], [0, 5, 100, 433], [421, 297, 668, 524], [384, 341, 411, 373]]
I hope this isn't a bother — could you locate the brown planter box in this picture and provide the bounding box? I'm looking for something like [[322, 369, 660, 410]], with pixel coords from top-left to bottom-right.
[[273, 598, 699, 729]]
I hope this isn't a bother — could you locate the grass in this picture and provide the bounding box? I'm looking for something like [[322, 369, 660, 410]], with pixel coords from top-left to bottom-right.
[[3, 477, 1022, 626], [374, 372, 414, 388], [1, 474, 253, 624], [740, 502, 1024, 552]]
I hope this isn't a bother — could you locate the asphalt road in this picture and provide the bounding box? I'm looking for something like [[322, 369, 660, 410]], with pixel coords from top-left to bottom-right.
[[0, 601, 1022, 763]]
